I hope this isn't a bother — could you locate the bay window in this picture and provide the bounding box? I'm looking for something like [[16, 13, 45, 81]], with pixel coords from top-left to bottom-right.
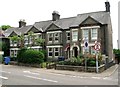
[[72, 30, 78, 41], [48, 48, 53, 57], [82, 29, 89, 40], [91, 28, 97, 40]]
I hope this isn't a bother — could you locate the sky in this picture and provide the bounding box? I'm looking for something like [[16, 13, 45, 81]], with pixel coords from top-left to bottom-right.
[[0, 0, 119, 49]]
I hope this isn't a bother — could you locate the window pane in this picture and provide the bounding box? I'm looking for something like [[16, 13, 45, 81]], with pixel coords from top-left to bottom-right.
[[49, 48, 52, 51], [49, 52, 52, 56], [72, 31, 78, 41], [55, 52, 59, 56], [67, 33, 70, 36], [68, 37, 70, 40], [48, 34, 53, 41], [83, 29, 89, 39], [91, 29, 97, 39], [55, 48, 58, 51]]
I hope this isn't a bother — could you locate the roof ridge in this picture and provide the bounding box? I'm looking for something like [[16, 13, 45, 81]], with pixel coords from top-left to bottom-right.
[[77, 11, 107, 16]]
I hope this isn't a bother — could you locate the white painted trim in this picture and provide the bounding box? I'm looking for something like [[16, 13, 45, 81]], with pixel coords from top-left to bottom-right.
[[46, 45, 63, 48], [81, 43, 95, 46], [91, 28, 98, 40], [81, 26, 100, 29], [72, 29, 78, 31], [10, 48, 20, 50], [28, 46, 42, 49], [47, 31, 62, 34], [33, 33, 41, 35], [66, 31, 70, 32]]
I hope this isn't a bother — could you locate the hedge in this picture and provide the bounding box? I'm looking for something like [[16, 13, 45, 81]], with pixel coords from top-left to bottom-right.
[[17, 48, 44, 64]]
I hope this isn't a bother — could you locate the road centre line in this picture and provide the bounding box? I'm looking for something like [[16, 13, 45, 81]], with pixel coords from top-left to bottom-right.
[[0, 76, 8, 80], [24, 75, 58, 83]]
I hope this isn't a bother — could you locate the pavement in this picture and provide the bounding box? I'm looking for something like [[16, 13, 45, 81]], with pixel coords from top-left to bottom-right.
[[39, 64, 119, 77]]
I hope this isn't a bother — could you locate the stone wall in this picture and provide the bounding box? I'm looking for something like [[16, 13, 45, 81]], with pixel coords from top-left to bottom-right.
[[55, 64, 105, 73]]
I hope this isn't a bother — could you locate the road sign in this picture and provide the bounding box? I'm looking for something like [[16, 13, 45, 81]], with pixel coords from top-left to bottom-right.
[[94, 41, 101, 51], [84, 38, 89, 50]]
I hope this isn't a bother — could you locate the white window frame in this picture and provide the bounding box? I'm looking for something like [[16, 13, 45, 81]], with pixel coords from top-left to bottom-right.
[[72, 30, 78, 41], [48, 48, 53, 57], [48, 33, 53, 43], [91, 28, 98, 40], [54, 33, 59, 43], [82, 29, 89, 40], [54, 48, 59, 57], [66, 31, 70, 42]]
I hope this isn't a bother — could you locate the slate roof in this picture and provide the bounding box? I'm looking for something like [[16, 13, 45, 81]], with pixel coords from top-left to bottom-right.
[[4, 11, 111, 37], [70, 11, 110, 27]]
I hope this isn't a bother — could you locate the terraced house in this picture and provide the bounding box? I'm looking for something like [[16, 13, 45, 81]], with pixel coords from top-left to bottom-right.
[[4, 1, 113, 62]]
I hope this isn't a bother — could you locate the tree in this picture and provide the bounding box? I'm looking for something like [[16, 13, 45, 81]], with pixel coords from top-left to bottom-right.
[[35, 38, 45, 46], [19, 34, 24, 48], [1, 25, 11, 30], [9, 35, 20, 46], [28, 31, 34, 48]]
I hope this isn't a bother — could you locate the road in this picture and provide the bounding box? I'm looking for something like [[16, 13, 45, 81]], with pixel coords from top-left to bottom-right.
[[0, 64, 118, 85]]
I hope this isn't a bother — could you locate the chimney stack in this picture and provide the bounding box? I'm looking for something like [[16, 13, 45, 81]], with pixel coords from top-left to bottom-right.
[[19, 19, 26, 28], [52, 11, 60, 21], [105, 1, 110, 12]]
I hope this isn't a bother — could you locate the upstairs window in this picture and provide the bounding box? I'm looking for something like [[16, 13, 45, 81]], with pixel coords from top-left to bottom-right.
[[24, 36, 28, 45], [91, 28, 97, 40], [66, 32, 70, 41], [82, 29, 89, 40], [48, 33, 53, 42], [72, 30, 78, 41], [54, 33, 59, 42]]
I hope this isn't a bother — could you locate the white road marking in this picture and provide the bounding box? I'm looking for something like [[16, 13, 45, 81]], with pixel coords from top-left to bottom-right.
[[24, 75, 58, 83], [0, 76, 8, 80], [91, 77, 101, 79], [0, 70, 11, 74], [23, 71, 40, 75]]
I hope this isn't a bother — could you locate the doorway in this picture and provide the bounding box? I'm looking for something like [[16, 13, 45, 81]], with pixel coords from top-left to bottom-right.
[[73, 47, 78, 58]]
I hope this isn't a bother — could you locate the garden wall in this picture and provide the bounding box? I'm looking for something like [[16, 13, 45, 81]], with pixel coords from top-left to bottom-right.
[[55, 64, 105, 73]]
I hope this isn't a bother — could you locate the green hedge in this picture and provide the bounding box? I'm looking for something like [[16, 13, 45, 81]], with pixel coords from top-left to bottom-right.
[[17, 48, 44, 64]]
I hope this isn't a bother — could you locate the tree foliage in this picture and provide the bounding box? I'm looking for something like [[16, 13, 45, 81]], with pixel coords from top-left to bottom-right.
[[113, 49, 120, 54], [1, 25, 11, 30], [17, 48, 45, 64]]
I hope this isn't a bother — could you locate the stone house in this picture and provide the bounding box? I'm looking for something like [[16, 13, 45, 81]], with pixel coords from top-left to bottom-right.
[[4, 1, 113, 62]]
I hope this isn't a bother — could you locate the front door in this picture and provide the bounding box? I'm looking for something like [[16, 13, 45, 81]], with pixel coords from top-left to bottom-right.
[[73, 47, 78, 58]]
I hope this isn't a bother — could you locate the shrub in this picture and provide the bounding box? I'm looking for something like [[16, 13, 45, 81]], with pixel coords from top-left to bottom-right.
[[17, 49, 44, 64]]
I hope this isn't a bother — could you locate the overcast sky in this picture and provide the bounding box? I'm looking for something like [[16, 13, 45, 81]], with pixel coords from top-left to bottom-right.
[[0, 0, 119, 48]]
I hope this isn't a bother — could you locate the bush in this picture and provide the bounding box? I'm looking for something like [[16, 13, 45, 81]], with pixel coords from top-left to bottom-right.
[[17, 49, 44, 64], [58, 57, 83, 66]]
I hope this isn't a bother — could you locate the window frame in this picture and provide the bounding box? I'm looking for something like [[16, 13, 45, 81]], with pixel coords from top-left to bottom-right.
[[66, 31, 70, 42], [72, 30, 78, 41], [91, 28, 98, 40], [82, 29, 89, 40], [48, 33, 53, 43], [54, 33, 59, 43], [54, 48, 59, 57], [48, 48, 53, 57]]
